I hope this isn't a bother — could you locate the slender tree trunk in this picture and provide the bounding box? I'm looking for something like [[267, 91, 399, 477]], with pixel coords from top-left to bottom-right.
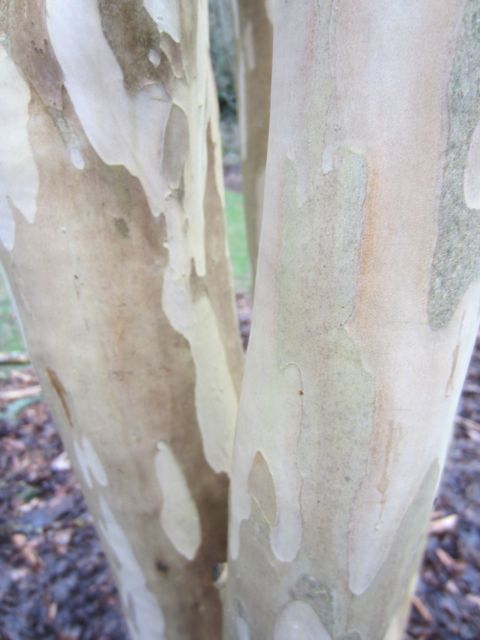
[[230, 0, 273, 285], [225, 1, 480, 638], [0, 2, 243, 639]]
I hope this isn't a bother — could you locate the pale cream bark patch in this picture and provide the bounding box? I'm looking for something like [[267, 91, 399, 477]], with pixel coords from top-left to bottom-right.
[[383, 574, 418, 640], [265, 0, 275, 24], [0, 198, 15, 258], [255, 169, 265, 239], [155, 442, 201, 560], [274, 601, 332, 640], [69, 147, 85, 171], [243, 21, 255, 71], [143, 0, 181, 42], [148, 48, 161, 67], [0, 44, 38, 250], [98, 498, 166, 640], [73, 435, 109, 489], [235, 616, 251, 640], [162, 277, 238, 473], [229, 362, 303, 562]]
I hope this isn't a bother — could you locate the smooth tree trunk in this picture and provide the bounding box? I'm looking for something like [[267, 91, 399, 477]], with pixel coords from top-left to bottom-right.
[[226, 1, 480, 638], [0, 2, 243, 639], [230, 0, 273, 284]]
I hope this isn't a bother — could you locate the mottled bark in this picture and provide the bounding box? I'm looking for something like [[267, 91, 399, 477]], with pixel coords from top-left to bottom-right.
[[0, 2, 243, 639], [226, 2, 480, 639], [230, 0, 272, 285]]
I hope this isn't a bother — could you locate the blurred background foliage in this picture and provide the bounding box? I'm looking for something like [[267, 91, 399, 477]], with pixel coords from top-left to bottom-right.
[[209, 0, 237, 121], [208, 0, 241, 165], [208, 0, 251, 289], [0, 275, 24, 353]]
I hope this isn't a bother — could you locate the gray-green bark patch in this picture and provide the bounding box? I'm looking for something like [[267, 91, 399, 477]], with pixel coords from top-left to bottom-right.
[[428, 2, 480, 330], [278, 149, 368, 338], [275, 150, 377, 632]]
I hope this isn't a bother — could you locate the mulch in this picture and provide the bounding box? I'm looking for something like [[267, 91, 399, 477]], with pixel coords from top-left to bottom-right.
[[0, 296, 479, 639]]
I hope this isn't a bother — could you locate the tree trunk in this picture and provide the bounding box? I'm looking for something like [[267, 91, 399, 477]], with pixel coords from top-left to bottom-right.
[[230, 0, 273, 285], [0, 2, 243, 639], [225, 1, 480, 638]]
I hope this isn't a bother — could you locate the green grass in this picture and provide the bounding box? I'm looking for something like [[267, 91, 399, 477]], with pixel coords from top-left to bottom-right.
[[0, 273, 25, 353], [224, 190, 251, 291], [0, 190, 249, 354]]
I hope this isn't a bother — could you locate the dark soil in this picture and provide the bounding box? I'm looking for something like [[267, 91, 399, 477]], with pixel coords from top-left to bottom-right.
[[0, 368, 130, 640], [0, 296, 479, 639]]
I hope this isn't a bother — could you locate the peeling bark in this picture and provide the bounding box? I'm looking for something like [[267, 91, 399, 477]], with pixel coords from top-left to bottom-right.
[[226, 2, 480, 639], [230, 0, 272, 285], [0, 1, 242, 639]]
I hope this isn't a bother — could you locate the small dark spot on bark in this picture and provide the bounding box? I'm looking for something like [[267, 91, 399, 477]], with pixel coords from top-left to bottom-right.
[[298, 389, 304, 396], [113, 217, 130, 238], [155, 559, 169, 573], [211, 563, 224, 582]]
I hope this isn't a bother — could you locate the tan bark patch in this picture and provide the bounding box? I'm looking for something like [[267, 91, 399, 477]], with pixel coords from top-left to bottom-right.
[[46, 367, 73, 427]]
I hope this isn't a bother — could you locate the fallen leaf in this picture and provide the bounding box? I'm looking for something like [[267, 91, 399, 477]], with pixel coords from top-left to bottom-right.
[[412, 595, 433, 624], [429, 514, 458, 536]]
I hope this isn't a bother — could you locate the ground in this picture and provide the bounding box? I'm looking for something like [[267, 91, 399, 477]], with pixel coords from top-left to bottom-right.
[[0, 192, 479, 639]]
